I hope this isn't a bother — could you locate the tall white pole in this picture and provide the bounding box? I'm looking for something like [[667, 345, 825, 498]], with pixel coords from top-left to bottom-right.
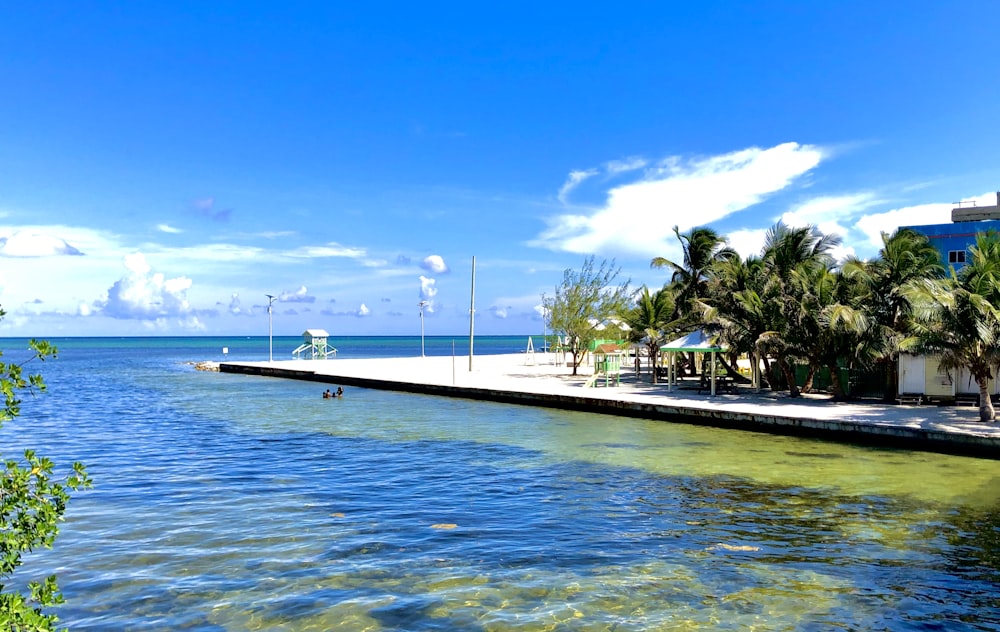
[[541, 293, 547, 353], [419, 300, 427, 357], [468, 256, 476, 372], [266, 294, 276, 363]]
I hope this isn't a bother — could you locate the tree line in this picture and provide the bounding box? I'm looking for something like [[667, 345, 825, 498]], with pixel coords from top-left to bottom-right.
[[546, 222, 1000, 423]]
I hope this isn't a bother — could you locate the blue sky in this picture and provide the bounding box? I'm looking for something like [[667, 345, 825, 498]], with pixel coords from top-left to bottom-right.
[[2, 2, 999, 337]]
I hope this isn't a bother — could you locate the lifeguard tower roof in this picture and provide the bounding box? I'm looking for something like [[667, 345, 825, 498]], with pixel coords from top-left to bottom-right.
[[303, 329, 329, 338]]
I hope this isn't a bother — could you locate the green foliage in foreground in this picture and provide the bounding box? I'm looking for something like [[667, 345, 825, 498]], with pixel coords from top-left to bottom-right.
[[0, 320, 91, 631]]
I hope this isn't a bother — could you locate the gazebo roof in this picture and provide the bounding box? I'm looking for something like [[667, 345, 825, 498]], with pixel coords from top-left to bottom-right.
[[660, 330, 727, 353]]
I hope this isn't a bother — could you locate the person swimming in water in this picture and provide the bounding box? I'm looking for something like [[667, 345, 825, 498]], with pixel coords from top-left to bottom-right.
[[336, 387, 344, 398]]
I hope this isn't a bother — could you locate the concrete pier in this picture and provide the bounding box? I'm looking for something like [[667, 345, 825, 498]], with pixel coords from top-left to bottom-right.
[[219, 353, 1000, 459]]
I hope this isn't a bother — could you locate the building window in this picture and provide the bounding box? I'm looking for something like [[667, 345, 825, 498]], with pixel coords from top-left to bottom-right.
[[949, 250, 966, 264]]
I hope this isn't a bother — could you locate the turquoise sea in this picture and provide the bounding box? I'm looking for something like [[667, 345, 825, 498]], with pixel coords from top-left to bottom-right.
[[3, 335, 1000, 630]]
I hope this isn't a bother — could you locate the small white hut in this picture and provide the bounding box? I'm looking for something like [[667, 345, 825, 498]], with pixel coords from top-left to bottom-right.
[[898, 353, 1000, 403], [293, 329, 337, 360]]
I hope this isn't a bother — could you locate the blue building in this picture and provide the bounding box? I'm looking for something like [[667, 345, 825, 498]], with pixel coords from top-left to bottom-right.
[[905, 192, 1000, 268]]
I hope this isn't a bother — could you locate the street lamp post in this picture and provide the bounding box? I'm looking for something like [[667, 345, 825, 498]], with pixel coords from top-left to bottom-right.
[[266, 294, 276, 363], [418, 300, 428, 357]]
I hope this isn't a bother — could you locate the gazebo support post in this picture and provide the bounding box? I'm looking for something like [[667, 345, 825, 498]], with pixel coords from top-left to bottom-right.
[[711, 350, 717, 396], [668, 351, 674, 391]]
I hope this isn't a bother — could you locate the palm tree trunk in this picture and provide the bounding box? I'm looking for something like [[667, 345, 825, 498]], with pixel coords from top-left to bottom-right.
[[647, 342, 659, 384], [716, 355, 750, 383], [801, 365, 816, 393], [778, 357, 800, 397], [977, 376, 995, 422], [883, 356, 899, 403], [760, 355, 775, 390], [827, 362, 847, 400]]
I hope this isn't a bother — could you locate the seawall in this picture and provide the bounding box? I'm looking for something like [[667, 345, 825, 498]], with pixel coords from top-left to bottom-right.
[[218, 355, 1000, 459]]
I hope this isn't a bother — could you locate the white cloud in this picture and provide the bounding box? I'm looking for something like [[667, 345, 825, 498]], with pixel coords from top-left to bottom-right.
[[418, 275, 438, 313], [484, 293, 550, 321], [95, 252, 196, 321], [283, 243, 366, 258], [854, 203, 950, 250], [356, 303, 371, 317], [534, 142, 825, 258], [726, 228, 769, 259], [779, 193, 886, 262], [558, 169, 598, 204], [781, 193, 883, 235], [853, 191, 998, 251], [228, 294, 243, 315], [279, 286, 315, 303], [0, 230, 84, 257], [421, 255, 449, 274], [728, 222, 855, 263], [605, 157, 648, 175], [419, 275, 438, 300], [237, 230, 297, 239], [145, 243, 266, 263], [825, 242, 855, 263], [157, 224, 182, 234], [558, 158, 649, 206]]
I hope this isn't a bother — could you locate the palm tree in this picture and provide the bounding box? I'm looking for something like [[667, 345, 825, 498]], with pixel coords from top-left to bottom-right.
[[651, 226, 737, 324], [787, 263, 885, 400], [756, 222, 842, 397], [905, 231, 1000, 422], [845, 228, 945, 399], [760, 222, 840, 280], [869, 228, 946, 331], [625, 286, 677, 383], [652, 226, 736, 375], [701, 254, 770, 386]]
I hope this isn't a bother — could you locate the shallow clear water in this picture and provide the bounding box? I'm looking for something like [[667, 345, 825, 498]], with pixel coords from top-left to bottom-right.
[[4, 336, 1000, 630]]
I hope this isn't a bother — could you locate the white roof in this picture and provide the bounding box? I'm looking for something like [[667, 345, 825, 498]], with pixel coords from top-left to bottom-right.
[[303, 329, 329, 337], [660, 330, 727, 352]]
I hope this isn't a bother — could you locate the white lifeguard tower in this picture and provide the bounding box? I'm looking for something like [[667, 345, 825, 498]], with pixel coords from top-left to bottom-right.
[[292, 329, 337, 360]]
